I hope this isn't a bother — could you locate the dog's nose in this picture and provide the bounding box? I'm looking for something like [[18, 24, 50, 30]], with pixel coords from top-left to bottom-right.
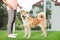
[[22, 15, 24, 17], [22, 15, 26, 19]]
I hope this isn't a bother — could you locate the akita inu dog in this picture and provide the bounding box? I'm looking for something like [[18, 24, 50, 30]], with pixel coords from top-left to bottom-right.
[[20, 10, 47, 38]]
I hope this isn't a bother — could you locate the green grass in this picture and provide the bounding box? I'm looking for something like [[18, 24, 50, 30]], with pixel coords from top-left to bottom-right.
[[0, 31, 60, 40]]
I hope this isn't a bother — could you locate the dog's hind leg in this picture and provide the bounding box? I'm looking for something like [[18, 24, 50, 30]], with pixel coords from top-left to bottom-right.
[[39, 24, 47, 37], [41, 26, 47, 37]]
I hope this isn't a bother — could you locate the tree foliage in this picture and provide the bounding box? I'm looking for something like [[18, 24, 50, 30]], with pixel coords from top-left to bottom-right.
[[0, 0, 8, 29]]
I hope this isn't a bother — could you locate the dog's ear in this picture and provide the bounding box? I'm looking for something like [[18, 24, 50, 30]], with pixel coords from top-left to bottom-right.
[[20, 10, 25, 13]]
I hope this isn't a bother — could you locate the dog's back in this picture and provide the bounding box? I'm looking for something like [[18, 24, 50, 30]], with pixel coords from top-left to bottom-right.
[[31, 18, 40, 26]]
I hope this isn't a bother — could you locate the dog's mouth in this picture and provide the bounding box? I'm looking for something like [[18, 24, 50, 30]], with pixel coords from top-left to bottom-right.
[[22, 15, 26, 19]]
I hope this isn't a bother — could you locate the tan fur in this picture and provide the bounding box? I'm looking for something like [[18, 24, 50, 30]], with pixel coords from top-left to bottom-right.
[[20, 10, 47, 38]]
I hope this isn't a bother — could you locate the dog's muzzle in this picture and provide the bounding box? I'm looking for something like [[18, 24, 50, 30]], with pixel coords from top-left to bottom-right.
[[22, 15, 26, 19]]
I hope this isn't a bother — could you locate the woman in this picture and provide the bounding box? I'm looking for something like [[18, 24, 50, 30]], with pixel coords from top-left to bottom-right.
[[2, 0, 22, 38]]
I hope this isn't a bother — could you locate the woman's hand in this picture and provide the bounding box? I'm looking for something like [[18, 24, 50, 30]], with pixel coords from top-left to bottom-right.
[[17, 4, 22, 9], [19, 6, 22, 9]]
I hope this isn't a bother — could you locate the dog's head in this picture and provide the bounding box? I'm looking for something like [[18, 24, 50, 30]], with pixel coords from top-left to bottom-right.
[[20, 10, 30, 20]]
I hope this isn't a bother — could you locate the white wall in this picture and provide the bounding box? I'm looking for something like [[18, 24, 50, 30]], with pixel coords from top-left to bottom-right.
[[52, 5, 60, 31]]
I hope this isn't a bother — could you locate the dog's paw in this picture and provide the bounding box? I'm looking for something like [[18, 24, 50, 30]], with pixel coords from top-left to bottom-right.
[[23, 35, 26, 38], [41, 34, 47, 38], [27, 36, 30, 38], [43, 34, 47, 37], [41, 34, 44, 36]]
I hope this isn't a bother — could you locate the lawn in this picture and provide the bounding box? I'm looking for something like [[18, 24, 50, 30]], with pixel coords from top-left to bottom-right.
[[0, 30, 60, 40]]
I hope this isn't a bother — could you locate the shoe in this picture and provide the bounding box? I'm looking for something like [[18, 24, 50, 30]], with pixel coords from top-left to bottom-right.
[[13, 33, 18, 36], [8, 34, 16, 38]]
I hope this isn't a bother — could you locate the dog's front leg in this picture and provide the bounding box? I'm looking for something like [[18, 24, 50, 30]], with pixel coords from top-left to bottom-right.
[[24, 27, 28, 38], [27, 27, 31, 38]]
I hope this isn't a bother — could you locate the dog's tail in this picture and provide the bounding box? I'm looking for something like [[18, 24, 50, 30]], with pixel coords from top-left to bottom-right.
[[37, 12, 46, 21], [37, 12, 47, 27]]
